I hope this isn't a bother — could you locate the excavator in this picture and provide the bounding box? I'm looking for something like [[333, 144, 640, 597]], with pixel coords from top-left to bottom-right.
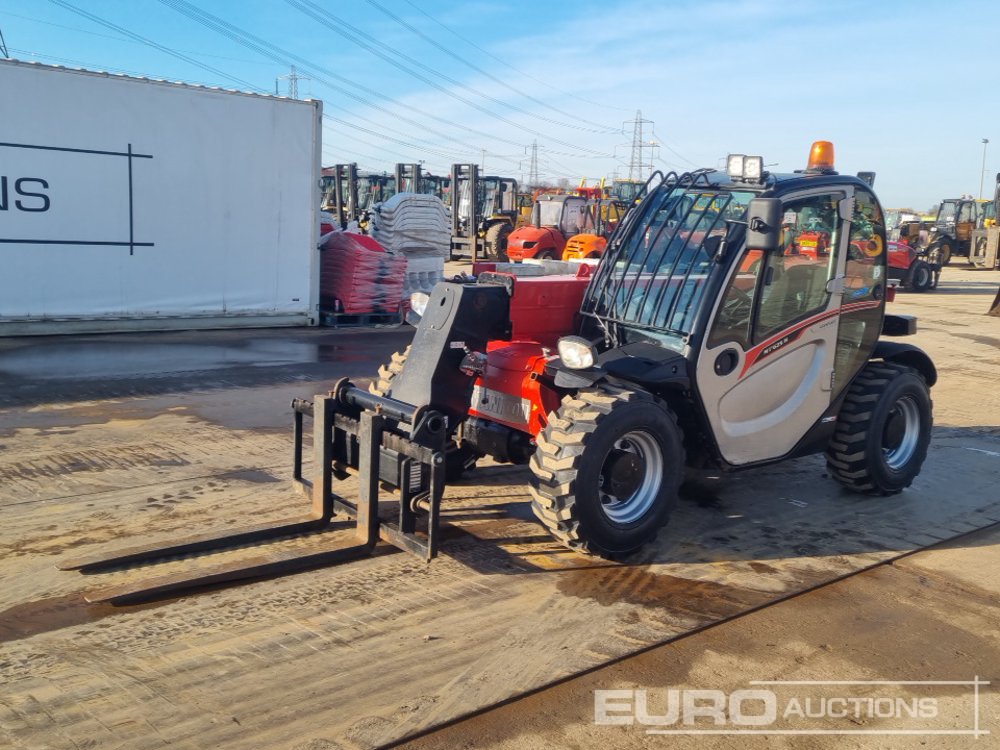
[[62, 141, 937, 604]]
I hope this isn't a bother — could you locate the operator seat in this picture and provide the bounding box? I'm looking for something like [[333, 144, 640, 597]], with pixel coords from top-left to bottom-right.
[[758, 260, 828, 334]]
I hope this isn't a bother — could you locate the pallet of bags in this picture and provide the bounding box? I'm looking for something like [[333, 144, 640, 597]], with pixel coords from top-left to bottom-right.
[[319, 231, 406, 314], [368, 193, 451, 257]]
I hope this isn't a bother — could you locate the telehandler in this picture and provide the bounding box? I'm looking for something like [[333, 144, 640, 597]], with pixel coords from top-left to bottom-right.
[[63, 142, 935, 603]]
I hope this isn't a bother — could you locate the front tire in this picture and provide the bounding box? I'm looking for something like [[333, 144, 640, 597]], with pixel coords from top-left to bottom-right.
[[529, 386, 684, 558], [484, 223, 512, 261], [826, 362, 932, 495], [908, 260, 933, 292]]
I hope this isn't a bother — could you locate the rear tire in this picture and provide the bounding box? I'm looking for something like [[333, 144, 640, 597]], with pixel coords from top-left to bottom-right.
[[908, 260, 933, 292], [369, 346, 479, 480], [484, 223, 512, 261], [529, 386, 684, 559], [826, 362, 932, 495]]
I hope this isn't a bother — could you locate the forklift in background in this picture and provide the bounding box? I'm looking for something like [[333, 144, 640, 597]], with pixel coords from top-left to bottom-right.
[[323, 162, 448, 231], [449, 163, 522, 261], [321, 163, 393, 230], [394, 163, 449, 201]]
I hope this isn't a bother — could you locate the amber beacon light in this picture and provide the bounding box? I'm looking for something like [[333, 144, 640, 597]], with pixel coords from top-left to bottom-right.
[[807, 140, 836, 171]]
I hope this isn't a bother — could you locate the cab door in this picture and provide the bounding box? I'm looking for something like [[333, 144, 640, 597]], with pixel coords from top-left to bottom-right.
[[695, 188, 852, 465]]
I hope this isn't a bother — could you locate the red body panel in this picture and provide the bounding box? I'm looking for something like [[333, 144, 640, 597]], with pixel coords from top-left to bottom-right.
[[468, 342, 557, 435], [887, 240, 915, 271], [465, 269, 590, 437], [506, 226, 566, 261], [506, 272, 590, 349]]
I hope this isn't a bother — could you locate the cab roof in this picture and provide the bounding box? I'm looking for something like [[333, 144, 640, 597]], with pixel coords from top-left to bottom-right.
[[687, 169, 877, 197]]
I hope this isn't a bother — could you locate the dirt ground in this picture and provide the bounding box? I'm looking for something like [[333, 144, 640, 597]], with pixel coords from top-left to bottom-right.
[[0, 264, 998, 750], [395, 525, 1000, 750]]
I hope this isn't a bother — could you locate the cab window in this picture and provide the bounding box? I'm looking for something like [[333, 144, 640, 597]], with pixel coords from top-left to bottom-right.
[[834, 189, 885, 386], [753, 193, 843, 341], [958, 201, 975, 225], [708, 192, 844, 349]]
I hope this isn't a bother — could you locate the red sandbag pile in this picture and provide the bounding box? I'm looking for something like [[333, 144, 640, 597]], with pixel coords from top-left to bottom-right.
[[320, 232, 407, 314]]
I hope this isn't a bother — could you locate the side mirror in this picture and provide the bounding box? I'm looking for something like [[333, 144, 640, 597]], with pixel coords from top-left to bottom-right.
[[746, 198, 781, 252]]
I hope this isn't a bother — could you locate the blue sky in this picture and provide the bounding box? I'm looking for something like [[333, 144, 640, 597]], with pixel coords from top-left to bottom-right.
[[2, 0, 996, 209]]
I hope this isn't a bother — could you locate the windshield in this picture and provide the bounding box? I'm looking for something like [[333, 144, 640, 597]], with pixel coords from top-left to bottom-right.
[[613, 180, 643, 202], [937, 200, 958, 223], [559, 199, 593, 235], [480, 178, 500, 215], [538, 199, 565, 227], [582, 186, 753, 344]]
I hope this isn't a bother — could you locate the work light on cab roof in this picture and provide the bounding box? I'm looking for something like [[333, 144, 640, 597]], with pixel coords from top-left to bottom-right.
[[726, 153, 764, 183]]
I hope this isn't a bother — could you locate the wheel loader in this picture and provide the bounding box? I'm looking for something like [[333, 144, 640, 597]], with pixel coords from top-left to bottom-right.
[[63, 141, 936, 603]]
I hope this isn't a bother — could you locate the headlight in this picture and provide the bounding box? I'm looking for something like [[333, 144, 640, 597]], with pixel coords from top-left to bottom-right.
[[557, 336, 597, 370], [409, 292, 429, 318]]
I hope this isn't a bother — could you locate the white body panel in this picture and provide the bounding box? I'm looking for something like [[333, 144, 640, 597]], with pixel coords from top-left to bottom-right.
[[0, 60, 321, 334], [696, 187, 857, 465]]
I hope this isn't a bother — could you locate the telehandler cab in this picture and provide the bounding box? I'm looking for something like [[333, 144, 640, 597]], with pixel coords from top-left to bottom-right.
[[63, 142, 936, 603]]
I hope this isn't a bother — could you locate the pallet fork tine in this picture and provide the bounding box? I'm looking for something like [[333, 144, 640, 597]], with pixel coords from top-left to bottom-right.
[[60, 383, 448, 604]]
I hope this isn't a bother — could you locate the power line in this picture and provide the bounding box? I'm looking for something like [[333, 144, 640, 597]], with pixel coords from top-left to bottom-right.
[[0, 25, 9, 58], [47, 0, 262, 91], [0, 8, 275, 65], [293, 0, 604, 137], [398, 0, 629, 114], [285, 0, 612, 157], [649, 126, 700, 168], [44, 0, 611, 171], [156, 0, 528, 165], [364, 0, 617, 135], [46, 0, 469, 166]]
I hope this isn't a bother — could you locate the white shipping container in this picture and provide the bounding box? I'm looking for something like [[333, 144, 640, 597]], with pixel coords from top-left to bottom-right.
[[0, 59, 321, 334]]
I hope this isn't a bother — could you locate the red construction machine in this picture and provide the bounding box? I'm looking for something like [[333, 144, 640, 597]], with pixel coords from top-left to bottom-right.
[[63, 141, 936, 605], [507, 193, 627, 262], [506, 193, 593, 261], [886, 241, 938, 292]]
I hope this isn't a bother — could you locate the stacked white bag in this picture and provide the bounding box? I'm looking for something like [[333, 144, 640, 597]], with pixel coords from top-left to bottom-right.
[[368, 193, 451, 295]]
